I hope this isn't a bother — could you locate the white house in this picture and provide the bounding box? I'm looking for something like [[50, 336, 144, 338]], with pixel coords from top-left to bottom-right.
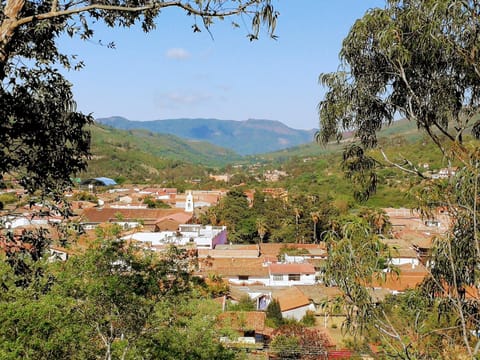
[[268, 263, 316, 286], [122, 224, 227, 250]]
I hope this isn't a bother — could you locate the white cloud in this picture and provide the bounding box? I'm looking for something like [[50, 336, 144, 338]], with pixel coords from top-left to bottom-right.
[[165, 48, 191, 60], [155, 91, 213, 109]]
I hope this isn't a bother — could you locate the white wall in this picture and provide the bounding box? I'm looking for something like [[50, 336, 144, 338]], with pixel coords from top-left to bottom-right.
[[282, 304, 316, 321], [268, 273, 316, 286]]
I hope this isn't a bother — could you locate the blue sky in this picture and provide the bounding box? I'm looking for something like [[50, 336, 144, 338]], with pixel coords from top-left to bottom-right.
[[60, 1, 385, 130]]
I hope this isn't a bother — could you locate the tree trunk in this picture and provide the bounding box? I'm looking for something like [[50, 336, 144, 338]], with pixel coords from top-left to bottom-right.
[[0, 0, 25, 78]]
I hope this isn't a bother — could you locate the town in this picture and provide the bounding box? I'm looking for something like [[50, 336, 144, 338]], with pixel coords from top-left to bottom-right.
[[0, 172, 457, 358]]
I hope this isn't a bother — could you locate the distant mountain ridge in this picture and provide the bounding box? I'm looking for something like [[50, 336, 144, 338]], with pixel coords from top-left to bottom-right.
[[96, 116, 317, 155]]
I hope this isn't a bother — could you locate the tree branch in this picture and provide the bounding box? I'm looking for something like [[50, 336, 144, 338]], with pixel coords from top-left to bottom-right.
[[379, 148, 428, 179], [14, 0, 259, 29]]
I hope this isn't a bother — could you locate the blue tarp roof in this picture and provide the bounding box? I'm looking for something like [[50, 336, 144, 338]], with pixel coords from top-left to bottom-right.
[[94, 177, 117, 186]]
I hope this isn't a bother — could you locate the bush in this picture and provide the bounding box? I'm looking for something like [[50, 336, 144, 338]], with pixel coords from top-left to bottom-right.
[[301, 311, 316, 327]]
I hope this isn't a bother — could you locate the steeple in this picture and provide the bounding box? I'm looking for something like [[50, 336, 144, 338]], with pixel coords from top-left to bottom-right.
[[185, 190, 194, 212]]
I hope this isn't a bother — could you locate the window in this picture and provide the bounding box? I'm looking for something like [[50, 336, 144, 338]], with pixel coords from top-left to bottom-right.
[[273, 275, 283, 281], [238, 275, 249, 281], [288, 274, 300, 281]]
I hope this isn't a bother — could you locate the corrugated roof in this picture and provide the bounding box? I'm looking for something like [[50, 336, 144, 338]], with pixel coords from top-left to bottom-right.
[[95, 177, 117, 185]]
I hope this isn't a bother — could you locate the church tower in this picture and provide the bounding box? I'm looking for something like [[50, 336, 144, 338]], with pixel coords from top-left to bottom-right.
[[185, 190, 194, 213]]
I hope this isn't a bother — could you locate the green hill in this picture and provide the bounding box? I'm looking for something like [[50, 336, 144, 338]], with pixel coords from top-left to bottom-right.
[[79, 124, 242, 183]]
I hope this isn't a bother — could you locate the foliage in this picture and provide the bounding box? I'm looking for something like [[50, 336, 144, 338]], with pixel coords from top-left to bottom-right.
[[0, 192, 17, 208], [0, 238, 233, 359], [142, 196, 170, 209], [357, 206, 392, 235], [0, 0, 278, 197], [270, 324, 329, 360], [318, 0, 480, 357], [318, 0, 480, 151], [300, 311, 316, 327], [265, 298, 283, 327], [317, 0, 480, 202], [322, 216, 395, 336], [227, 295, 256, 312], [71, 191, 98, 202]]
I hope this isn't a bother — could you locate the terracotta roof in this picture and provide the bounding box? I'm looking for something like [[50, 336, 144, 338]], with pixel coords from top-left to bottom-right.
[[155, 212, 193, 224], [80, 207, 184, 223], [198, 257, 269, 278], [294, 285, 342, 303], [274, 286, 312, 312], [372, 263, 428, 292], [215, 244, 259, 251], [269, 263, 316, 275], [218, 311, 266, 332], [198, 248, 260, 259], [259, 243, 327, 258]]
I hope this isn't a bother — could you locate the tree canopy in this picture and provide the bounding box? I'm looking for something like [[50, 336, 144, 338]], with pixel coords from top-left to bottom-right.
[[318, 0, 480, 357], [318, 0, 480, 151]]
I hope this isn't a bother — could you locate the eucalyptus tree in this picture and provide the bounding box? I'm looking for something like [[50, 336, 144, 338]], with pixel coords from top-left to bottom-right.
[[318, 0, 480, 356]]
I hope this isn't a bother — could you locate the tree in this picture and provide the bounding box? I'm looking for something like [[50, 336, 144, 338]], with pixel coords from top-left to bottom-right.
[[256, 216, 268, 243], [310, 211, 319, 242], [318, 0, 480, 153], [0, 0, 278, 195], [265, 298, 283, 327], [214, 189, 255, 243], [318, 0, 480, 356], [270, 324, 329, 360]]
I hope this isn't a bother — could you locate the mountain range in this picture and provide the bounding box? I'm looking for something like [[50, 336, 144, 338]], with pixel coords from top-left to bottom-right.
[[95, 117, 317, 155]]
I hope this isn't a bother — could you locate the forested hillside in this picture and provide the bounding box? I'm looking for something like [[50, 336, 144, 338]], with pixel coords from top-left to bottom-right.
[[96, 116, 317, 155]]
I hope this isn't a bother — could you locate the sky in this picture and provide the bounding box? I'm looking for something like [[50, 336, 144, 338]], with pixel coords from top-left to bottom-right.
[[59, 1, 386, 130]]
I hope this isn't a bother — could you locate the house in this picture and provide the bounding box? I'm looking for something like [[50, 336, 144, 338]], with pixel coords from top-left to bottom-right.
[[218, 311, 269, 343], [268, 263, 316, 286], [198, 244, 260, 259], [154, 212, 193, 231], [122, 224, 227, 250], [274, 286, 316, 321], [198, 257, 270, 285], [79, 207, 185, 230], [373, 262, 429, 294], [209, 174, 231, 183]]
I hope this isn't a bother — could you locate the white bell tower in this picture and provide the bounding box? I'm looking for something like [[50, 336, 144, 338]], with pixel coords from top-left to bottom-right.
[[185, 190, 194, 213]]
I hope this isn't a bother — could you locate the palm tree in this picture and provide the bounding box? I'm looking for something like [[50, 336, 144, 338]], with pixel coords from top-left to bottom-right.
[[256, 217, 269, 243], [294, 207, 303, 243], [311, 211, 320, 243]]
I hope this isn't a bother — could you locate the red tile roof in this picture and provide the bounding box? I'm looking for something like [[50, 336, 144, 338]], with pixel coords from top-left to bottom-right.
[[269, 263, 316, 275], [275, 286, 312, 311], [80, 207, 185, 223], [218, 311, 266, 332]]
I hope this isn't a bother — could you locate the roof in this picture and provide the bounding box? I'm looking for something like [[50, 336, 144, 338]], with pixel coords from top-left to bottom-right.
[[198, 257, 269, 278], [95, 177, 117, 186], [218, 311, 266, 332], [274, 286, 312, 311], [259, 243, 327, 259], [371, 263, 428, 292], [155, 212, 193, 225], [198, 248, 260, 259], [80, 177, 117, 186], [269, 263, 316, 275], [80, 207, 185, 223]]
